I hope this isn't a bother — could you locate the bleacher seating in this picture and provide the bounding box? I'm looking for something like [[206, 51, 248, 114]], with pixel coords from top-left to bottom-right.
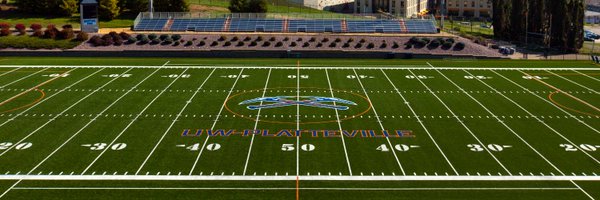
[[133, 17, 438, 34], [287, 19, 343, 33], [229, 19, 284, 32], [346, 20, 403, 33]]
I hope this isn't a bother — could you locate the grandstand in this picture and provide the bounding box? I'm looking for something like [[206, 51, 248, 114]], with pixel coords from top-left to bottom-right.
[[132, 12, 438, 34]]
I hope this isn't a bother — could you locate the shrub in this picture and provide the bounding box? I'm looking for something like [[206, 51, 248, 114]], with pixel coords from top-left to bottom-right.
[[428, 39, 440, 48], [0, 23, 10, 37], [334, 38, 341, 43], [454, 42, 465, 50], [223, 41, 232, 46], [32, 30, 43, 37], [231, 36, 239, 41], [380, 43, 387, 48], [255, 36, 263, 41], [198, 41, 206, 46], [445, 38, 455, 44], [59, 25, 74, 39], [453, 27, 461, 32], [366, 43, 374, 49], [236, 41, 244, 46], [415, 39, 427, 47], [210, 41, 219, 46], [43, 25, 59, 39], [136, 34, 145, 40], [161, 38, 173, 44], [392, 42, 399, 49], [296, 38, 303, 42], [347, 38, 354, 43], [302, 42, 310, 47], [185, 41, 193, 46], [354, 43, 362, 48], [321, 38, 329, 43], [218, 35, 227, 41], [150, 38, 161, 45], [75, 32, 89, 41], [329, 42, 336, 47], [139, 37, 150, 44], [148, 34, 157, 40], [113, 38, 123, 46], [15, 24, 26, 35], [243, 36, 251, 41], [289, 42, 297, 47], [309, 37, 316, 42], [275, 41, 283, 47], [101, 35, 114, 46], [342, 43, 350, 48], [409, 37, 419, 44], [171, 41, 179, 46], [405, 43, 413, 49], [269, 37, 276, 42], [30, 24, 42, 31], [89, 35, 103, 46], [127, 36, 137, 44], [159, 34, 170, 41], [316, 42, 322, 47], [0, 35, 82, 49], [116, 32, 129, 40], [359, 39, 366, 43], [421, 38, 430, 44], [0, 23, 9, 30], [442, 41, 453, 49], [262, 41, 271, 47], [250, 41, 258, 46], [172, 34, 182, 41], [283, 37, 289, 41]]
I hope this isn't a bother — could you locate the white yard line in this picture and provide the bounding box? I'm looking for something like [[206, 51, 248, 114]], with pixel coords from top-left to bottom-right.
[[0, 67, 22, 78], [242, 69, 272, 176], [380, 69, 458, 175], [435, 67, 565, 174], [9, 187, 581, 191], [26, 68, 138, 175], [407, 68, 512, 175], [464, 69, 600, 167], [497, 70, 600, 135], [0, 68, 103, 158], [546, 70, 599, 94], [0, 180, 21, 199], [0, 175, 599, 181], [0, 68, 47, 89], [352, 69, 405, 175], [82, 66, 191, 174], [1, 65, 599, 71], [570, 180, 595, 200], [572, 70, 600, 82], [135, 69, 217, 175], [325, 69, 353, 176], [296, 65, 300, 176], [490, 70, 600, 164], [188, 69, 245, 175]]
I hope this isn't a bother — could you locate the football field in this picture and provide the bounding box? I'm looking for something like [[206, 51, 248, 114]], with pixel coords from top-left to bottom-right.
[[0, 59, 599, 199]]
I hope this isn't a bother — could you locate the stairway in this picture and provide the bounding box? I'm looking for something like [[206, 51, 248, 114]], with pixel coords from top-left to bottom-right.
[[399, 19, 407, 33], [341, 19, 347, 32], [283, 19, 289, 32], [223, 17, 231, 32], [162, 18, 174, 31]]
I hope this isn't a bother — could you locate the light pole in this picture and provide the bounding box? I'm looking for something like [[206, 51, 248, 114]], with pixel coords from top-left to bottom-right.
[[149, 0, 154, 18]]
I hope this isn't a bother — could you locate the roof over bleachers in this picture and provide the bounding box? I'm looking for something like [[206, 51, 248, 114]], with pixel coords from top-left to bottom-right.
[[132, 12, 438, 34]]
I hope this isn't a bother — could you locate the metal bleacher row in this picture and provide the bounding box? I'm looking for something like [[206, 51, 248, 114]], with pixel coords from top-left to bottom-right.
[[134, 18, 437, 34]]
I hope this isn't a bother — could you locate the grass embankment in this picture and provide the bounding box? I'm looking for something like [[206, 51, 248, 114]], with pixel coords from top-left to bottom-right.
[[0, 35, 82, 49]]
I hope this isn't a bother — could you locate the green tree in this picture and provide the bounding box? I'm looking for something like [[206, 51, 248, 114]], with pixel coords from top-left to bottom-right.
[[228, 0, 247, 12], [154, 0, 189, 12], [247, 0, 267, 13], [59, 0, 79, 16], [98, 0, 120, 20], [125, 0, 148, 13]]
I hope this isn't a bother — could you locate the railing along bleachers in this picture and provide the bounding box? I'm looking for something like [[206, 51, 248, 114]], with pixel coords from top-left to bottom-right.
[[346, 20, 403, 33], [287, 19, 342, 33], [229, 19, 284, 32]]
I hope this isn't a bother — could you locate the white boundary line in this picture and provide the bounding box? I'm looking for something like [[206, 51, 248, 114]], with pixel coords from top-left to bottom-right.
[[25, 68, 138, 175], [463, 69, 600, 166], [9, 187, 581, 191], [325, 69, 353, 176], [1, 65, 599, 71], [135, 68, 217, 175], [0, 175, 599, 181], [189, 69, 245, 175], [242, 69, 272, 176], [573, 70, 600, 82], [296, 65, 300, 177], [380, 69, 458, 175], [352, 69, 405, 175], [429, 64, 565, 174], [546, 70, 599, 94], [0, 68, 103, 158], [0, 68, 47, 89], [81, 64, 190, 174], [407, 68, 512, 175]]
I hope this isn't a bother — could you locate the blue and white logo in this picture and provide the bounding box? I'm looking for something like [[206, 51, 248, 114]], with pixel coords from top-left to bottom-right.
[[239, 96, 357, 110]]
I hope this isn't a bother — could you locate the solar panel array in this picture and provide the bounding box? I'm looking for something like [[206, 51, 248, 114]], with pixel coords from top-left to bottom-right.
[[134, 18, 437, 34], [134, 19, 168, 31], [346, 20, 403, 33], [229, 19, 284, 32], [170, 19, 226, 32], [287, 20, 343, 33]]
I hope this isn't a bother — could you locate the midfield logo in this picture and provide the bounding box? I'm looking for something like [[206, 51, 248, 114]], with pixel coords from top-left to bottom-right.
[[239, 96, 357, 111]]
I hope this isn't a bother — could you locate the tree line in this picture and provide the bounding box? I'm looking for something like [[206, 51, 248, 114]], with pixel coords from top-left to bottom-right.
[[15, 0, 189, 20]]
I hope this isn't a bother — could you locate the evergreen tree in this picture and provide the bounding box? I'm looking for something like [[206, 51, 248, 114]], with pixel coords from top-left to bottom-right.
[[125, 0, 148, 13], [247, 0, 267, 13], [228, 0, 247, 13], [98, 0, 120, 20], [59, 0, 79, 16]]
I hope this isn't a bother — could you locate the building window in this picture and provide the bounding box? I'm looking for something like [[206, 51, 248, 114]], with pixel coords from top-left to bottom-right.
[[471, 1, 475, 7], [401, 1, 404, 7]]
